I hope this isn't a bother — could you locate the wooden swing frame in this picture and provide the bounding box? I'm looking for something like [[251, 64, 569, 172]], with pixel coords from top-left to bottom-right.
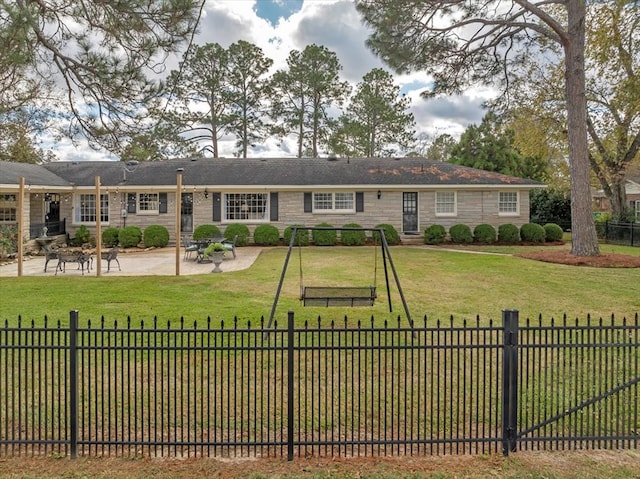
[[266, 226, 414, 334]]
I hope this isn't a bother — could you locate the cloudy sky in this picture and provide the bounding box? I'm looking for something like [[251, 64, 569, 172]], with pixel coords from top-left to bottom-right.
[[60, 0, 494, 161]]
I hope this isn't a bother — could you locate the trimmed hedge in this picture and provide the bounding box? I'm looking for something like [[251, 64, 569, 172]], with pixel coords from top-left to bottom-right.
[[102, 227, 120, 247], [340, 223, 367, 246], [498, 224, 520, 244], [253, 224, 280, 246], [193, 224, 221, 240], [283, 225, 310, 246], [143, 225, 169, 248], [373, 224, 400, 245], [224, 223, 250, 246], [424, 224, 446, 245], [473, 224, 497, 244], [520, 223, 546, 243], [312, 222, 337, 246], [118, 226, 142, 248], [543, 223, 564, 242], [449, 224, 473, 244]]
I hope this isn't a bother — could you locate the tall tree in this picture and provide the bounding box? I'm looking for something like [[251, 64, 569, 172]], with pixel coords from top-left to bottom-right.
[[330, 68, 415, 157], [163, 43, 231, 158], [0, 0, 201, 155], [226, 40, 273, 158], [356, 0, 600, 256], [450, 112, 548, 181], [271, 45, 350, 157], [426, 133, 457, 162]]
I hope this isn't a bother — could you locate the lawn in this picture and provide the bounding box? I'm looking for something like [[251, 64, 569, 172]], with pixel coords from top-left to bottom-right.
[[1, 243, 639, 326]]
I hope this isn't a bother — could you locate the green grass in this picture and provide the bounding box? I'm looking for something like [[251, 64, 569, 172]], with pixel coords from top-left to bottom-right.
[[1, 244, 640, 326]]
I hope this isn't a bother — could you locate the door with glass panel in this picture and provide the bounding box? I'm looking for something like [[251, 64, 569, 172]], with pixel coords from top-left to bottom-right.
[[402, 192, 418, 233]]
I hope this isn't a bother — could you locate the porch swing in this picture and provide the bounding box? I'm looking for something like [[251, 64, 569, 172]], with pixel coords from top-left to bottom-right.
[[298, 229, 379, 307], [266, 226, 415, 335]]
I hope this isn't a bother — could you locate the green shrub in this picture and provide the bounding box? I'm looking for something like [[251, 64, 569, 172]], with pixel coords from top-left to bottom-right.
[[498, 224, 520, 244], [102, 227, 120, 247], [340, 223, 367, 246], [253, 225, 280, 246], [193, 224, 221, 240], [283, 225, 309, 246], [118, 226, 142, 248], [424, 224, 446, 245], [312, 222, 337, 246], [372, 224, 400, 245], [449, 224, 473, 244], [72, 225, 92, 246], [543, 223, 564, 242], [143, 225, 169, 248], [520, 223, 546, 243], [473, 224, 497, 244], [223, 223, 250, 246], [0, 224, 18, 256]]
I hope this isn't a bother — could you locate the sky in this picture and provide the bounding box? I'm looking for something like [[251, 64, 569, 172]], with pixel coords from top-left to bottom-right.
[[57, 0, 494, 161]]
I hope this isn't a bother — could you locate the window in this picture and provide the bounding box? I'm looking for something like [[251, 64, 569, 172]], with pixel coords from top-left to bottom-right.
[[313, 192, 355, 212], [499, 191, 519, 215], [0, 194, 17, 222], [138, 193, 159, 214], [435, 191, 456, 216], [224, 193, 268, 221], [74, 194, 109, 223]]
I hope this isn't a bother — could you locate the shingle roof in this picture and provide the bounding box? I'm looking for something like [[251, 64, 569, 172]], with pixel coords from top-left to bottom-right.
[[38, 157, 544, 188], [0, 161, 70, 187]]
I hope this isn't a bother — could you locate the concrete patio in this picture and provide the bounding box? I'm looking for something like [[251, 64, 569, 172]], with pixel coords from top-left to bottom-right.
[[0, 246, 263, 277]]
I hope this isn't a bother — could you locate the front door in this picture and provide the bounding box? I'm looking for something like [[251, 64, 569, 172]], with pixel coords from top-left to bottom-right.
[[402, 192, 418, 233], [45, 193, 61, 234], [181, 193, 193, 233]]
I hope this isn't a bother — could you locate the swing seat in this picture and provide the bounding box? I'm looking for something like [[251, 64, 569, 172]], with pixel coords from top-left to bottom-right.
[[301, 286, 377, 307]]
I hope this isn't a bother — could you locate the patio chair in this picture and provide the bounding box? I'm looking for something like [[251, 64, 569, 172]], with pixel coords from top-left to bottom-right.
[[101, 247, 121, 272], [43, 243, 59, 272], [182, 236, 198, 261], [222, 235, 238, 259]]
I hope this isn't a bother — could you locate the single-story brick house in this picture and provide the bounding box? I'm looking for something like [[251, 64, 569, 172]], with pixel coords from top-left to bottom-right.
[[0, 157, 545, 243], [592, 178, 640, 219]]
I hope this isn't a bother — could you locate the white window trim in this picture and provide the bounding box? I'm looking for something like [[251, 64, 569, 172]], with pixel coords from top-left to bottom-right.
[[498, 191, 520, 216], [73, 193, 109, 225], [312, 192, 356, 214], [222, 192, 270, 223], [435, 191, 457, 217], [137, 193, 160, 216]]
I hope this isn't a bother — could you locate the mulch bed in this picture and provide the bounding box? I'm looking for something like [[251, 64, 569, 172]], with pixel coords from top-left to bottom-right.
[[517, 250, 640, 268]]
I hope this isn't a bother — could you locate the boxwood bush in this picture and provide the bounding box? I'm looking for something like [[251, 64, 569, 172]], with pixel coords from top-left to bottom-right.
[[193, 224, 221, 240], [224, 223, 250, 246], [449, 224, 473, 244], [473, 224, 497, 244], [283, 224, 310, 246], [143, 225, 169, 247], [543, 223, 564, 242], [520, 223, 546, 243], [253, 224, 280, 246], [312, 222, 337, 246], [118, 226, 142, 248], [102, 227, 120, 247], [340, 223, 367, 246], [498, 224, 520, 244], [373, 224, 400, 245], [424, 224, 446, 245]]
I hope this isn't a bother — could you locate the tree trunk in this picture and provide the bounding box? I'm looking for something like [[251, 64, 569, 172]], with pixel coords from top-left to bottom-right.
[[565, 0, 600, 256]]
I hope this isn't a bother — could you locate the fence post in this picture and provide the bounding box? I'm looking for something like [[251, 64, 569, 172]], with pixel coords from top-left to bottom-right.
[[287, 311, 295, 461], [501, 309, 519, 456], [69, 310, 79, 459]]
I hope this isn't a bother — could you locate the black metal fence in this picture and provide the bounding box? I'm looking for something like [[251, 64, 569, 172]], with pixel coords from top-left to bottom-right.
[[0, 311, 638, 459], [596, 221, 640, 247]]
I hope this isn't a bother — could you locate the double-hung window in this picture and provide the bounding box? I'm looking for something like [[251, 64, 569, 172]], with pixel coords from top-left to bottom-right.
[[74, 194, 109, 223], [435, 191, 457, 216], [499, 191, 519, 215], [138, 193, 159, 214], [224, 193, 268, 221], [313, 192, 355, 213], [0, 194, 17, 222]]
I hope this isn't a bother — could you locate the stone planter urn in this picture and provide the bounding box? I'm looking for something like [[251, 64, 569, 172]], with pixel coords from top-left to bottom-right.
[[211, 251, 225, 273]]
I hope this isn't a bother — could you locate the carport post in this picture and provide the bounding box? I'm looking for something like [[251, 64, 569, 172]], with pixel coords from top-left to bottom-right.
[[175, 172, 182, 276], [95, 176, 102, 276]]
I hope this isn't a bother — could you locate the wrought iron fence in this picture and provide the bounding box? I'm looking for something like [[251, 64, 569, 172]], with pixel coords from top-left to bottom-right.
[[0, 311, 638, 459], [595, 221, 640, 247]]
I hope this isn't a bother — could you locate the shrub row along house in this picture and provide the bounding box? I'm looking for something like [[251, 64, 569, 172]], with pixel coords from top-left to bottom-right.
[[0, 157, 544, 244]]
